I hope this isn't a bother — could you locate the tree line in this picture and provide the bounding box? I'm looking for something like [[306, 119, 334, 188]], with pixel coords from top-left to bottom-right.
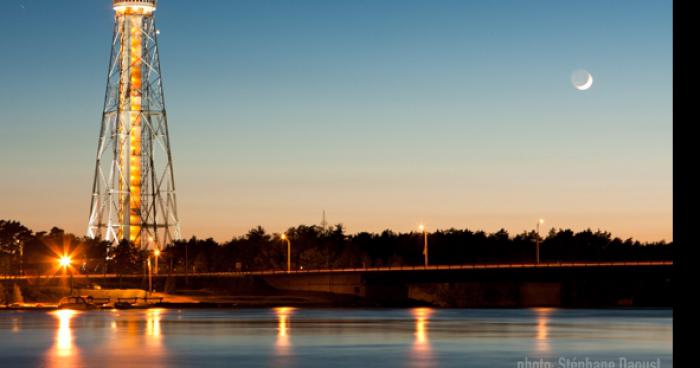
[[0, 219, 672, 276]]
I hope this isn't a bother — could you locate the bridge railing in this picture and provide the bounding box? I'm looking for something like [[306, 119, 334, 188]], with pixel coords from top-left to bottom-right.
[[0, 260, 673, 280]]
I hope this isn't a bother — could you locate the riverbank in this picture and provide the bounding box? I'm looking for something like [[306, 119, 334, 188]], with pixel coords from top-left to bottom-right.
[[0, 288, 423, 310]]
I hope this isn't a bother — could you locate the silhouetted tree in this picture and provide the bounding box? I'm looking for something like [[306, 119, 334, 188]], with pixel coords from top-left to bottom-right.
[[0, 220, 33, 275], [112, 240, 142, 275], [0, 219, 674, 275]]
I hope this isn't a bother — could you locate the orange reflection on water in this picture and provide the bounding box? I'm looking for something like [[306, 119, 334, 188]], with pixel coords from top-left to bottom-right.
[[412, 307, 432, 349], [144, 307, 165, 365], [47, 309, 81, 368], [146, 308, 164, 339], [12, 317, 20, 333], [274, 307, 295, 354], [533, 307, 554, 353], [101, 309, 166, 368], [410, 307, 434, 368], [54, 310, 78, 356]]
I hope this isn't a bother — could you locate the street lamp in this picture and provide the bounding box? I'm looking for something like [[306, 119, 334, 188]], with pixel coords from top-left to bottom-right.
[[59, 256, 73, 295], [281, 233, 291, 273], [16, 239, 23, 276], [148, 236, 160, 275], [147, 257, 153, 294], [59, 256, 71, 268], [154, 249, 161, 275], [419, 224, 428, 267], [536, 219, 544, 264]]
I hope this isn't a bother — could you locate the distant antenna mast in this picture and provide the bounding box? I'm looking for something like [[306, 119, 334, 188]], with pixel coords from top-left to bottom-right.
[[320, 210, 328, 230]]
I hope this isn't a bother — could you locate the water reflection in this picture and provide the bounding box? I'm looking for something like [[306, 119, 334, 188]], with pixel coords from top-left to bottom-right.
[[533, 308, 553, 353], [144, 308, 166, 367], [47, 310, 81, 368], [0, 308, 669, 368], [147, 308, 163, 339], [54, 310, 78, 356], [274, 307, 295, 354], [99, 308, 167, 368], [411, 307, 434, 367], [11, 317, 20, 333]]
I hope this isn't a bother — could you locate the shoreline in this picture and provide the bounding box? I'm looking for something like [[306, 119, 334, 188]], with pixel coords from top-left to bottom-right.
[[0, 301, 675, 312]]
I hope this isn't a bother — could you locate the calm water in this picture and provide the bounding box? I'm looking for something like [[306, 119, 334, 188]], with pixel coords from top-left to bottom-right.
[[0, 308, 671, 368]]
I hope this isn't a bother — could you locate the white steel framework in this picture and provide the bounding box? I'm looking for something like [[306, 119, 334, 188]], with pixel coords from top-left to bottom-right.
[[88, 0, 180, 249]]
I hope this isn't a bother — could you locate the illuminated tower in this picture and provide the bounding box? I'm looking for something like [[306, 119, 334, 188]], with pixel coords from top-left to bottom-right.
[[88, 0, 180, 249]]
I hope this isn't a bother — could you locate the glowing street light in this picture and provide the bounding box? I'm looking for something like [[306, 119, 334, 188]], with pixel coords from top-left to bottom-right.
[[536, 219, 544, 264], [281, 233, 291, 273], [148, 236, 160, 277], [419, 224, 428, 267], [59, 256, 72, 268]]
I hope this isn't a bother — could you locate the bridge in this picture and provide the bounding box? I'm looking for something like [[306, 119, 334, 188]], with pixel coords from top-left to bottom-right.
[[2, 261, 672, 308], [0, 260, 673, 280]]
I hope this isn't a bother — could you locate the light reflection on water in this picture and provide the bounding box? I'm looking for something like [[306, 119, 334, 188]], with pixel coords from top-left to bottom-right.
[[0, 308, 672, 368], [534, 307, 552, 353], [48, 309, 81, 368], [275, 307, 294, 354], [410, 307, 434, 368]]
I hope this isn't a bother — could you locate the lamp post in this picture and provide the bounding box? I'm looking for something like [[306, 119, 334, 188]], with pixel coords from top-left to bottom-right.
[[281, 233, 291, 273], [17, 239, 23, 276], [185, 239, 189, 285], [59, 256, 73, 295], [536, 219, 544, 264], [419, 224, 428, 267], [147, 257, 152, 294], [154, 249, 160, 275], [148, 236, 160, 275]]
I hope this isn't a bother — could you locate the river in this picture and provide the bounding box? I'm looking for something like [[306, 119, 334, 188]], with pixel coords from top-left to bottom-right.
[[0, 308, 672, 367]]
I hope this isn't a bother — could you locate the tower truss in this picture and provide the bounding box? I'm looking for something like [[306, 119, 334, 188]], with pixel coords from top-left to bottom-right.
[[88, 0, 180, 249]]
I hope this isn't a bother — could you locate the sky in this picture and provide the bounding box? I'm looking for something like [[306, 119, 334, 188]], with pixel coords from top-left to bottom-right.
[[0, 0, 672, 242]]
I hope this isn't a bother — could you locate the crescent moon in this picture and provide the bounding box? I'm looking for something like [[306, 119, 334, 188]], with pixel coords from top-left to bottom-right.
[[575, 73, 593, 91]]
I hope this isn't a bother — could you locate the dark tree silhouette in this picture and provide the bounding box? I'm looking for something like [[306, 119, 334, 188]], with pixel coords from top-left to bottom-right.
[[112, 239, 142, 276], [0, 219, 674, 275]]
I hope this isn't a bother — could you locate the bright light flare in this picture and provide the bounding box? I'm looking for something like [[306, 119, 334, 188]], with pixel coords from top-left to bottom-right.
[[59, 256, 72, 268]]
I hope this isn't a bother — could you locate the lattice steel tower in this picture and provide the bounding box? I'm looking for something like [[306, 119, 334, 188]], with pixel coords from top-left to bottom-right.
[[88, 0, 180, 249]]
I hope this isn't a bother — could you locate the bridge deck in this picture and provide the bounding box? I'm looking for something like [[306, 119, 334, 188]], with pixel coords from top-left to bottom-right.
[[1, 261, 672, 280]]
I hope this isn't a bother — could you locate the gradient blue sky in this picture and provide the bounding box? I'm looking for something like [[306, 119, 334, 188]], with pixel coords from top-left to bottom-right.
[[0, 0, 672, 241]]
